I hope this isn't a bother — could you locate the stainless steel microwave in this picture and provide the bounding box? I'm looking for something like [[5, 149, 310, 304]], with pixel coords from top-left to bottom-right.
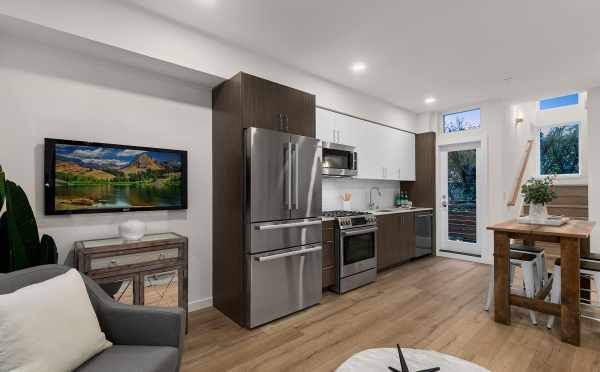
[[322, 142, 357, 177]]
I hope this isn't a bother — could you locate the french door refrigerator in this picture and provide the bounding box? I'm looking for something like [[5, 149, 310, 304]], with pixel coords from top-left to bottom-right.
[[244, 127, 322, 328]]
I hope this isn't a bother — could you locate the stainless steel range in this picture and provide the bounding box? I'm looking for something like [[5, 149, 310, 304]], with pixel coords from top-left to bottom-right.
[[323, 211, 378, 294]]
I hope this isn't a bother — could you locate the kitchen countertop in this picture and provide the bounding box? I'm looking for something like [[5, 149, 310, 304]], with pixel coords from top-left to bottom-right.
[[321, 207, 433, 221]]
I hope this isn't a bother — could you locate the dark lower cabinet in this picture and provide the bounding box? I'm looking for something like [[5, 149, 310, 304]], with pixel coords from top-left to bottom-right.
[[377, 213, 416, 271], [322, 220, 335, 289]]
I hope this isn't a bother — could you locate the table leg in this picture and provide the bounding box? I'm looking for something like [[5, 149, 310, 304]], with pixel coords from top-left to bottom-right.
[[581, 237, 591, 304], [494, 231, 510, 325], [560, 237, 580, 346]]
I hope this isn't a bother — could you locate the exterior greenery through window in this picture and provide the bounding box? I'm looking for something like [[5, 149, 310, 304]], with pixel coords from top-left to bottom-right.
[[538, 123, 580, 176], [443, 108, 480, 134]]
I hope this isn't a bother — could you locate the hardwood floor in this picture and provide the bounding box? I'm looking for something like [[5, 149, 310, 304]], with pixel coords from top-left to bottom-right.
[[182, 257, 600, 372]]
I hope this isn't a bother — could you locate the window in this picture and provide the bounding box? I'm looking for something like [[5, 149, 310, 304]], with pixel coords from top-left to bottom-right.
[[539, 93, 578, 110], [538, 122, 580, 176], [443, 108, 480, 134]]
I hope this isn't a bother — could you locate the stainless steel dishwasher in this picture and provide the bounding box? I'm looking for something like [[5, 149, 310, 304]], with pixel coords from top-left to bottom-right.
[[415, 211, 433, 257]]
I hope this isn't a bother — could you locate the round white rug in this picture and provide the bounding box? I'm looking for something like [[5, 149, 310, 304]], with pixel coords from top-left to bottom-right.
[[336, 348, 490, 372]]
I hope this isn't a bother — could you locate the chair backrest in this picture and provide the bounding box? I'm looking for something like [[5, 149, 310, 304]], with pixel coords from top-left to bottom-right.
[[0, 264, 71, 294], [0, 265, 107, 316]]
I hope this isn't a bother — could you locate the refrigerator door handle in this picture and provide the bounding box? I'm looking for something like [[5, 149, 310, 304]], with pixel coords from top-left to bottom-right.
[[255, 245, 322, 262], [286, 142, 292, 210], [292, 142, 299, 210]]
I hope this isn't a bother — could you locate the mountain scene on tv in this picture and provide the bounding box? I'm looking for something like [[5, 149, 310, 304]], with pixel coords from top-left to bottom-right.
[[54, 144, 184, 211]]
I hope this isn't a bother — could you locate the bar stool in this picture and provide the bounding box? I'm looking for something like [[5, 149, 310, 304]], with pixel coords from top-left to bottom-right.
[[546, 256, 600, 328], [485, 251, 539, 324], [510, 244, 547, 288]]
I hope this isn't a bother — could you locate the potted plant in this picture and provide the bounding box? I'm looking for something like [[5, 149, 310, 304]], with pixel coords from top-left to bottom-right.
[[520, 176, 558, 218]]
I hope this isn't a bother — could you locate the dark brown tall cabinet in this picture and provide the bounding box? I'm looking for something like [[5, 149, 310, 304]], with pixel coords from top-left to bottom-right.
[[212, 72, 316, 327], [401, 131, 436, 253]]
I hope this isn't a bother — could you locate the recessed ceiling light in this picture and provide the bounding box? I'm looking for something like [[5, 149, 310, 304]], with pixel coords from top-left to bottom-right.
[[424, 97, 437, 104], [350, 62, 367, 73]]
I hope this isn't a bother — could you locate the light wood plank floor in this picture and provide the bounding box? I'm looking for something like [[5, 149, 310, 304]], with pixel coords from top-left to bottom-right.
[[182, 257, 600, 372]]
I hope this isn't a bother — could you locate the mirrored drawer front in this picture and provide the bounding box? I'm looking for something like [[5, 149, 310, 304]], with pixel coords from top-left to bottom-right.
[[90, 247, 180, 270]]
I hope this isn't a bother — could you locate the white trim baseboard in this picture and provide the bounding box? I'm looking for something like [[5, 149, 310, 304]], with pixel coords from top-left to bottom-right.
[[188, 297, 213, 312]]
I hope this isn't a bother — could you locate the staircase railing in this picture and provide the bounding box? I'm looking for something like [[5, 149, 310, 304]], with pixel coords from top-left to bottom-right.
[[507, 139, 534, 206]]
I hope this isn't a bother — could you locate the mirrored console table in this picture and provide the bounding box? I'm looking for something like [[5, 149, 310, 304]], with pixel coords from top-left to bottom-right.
[[75, 233, 188, 330]]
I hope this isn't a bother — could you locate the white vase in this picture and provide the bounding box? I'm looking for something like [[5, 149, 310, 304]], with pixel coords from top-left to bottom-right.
[[118, 219, 146, 241], [342, 201, 352, 211], [529, 203, 547, 219]]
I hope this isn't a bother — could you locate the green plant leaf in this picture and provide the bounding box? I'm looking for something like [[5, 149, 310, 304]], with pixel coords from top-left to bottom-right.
[[5, 180, 39, 270], [0, 166, 5, 211], [40, 234, 58, 265], [0, 212, 9, 273]]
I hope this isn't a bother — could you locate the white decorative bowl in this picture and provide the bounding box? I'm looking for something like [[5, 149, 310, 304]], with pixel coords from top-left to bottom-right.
[[118, 219, 146, 241]]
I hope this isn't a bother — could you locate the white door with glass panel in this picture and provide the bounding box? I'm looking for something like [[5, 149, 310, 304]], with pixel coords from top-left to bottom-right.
[[439, 143, 482, 257]]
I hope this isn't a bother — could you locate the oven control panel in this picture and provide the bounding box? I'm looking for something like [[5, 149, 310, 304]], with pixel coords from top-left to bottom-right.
[[337, 214, 377, 229]]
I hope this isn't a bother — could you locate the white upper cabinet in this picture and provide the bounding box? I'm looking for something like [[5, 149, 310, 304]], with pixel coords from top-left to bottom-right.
[[315, 108, 336, 143], [315, 108, 416, 181]]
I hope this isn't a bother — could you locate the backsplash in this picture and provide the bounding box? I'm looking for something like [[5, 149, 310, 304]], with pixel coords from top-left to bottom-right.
[[322, 178, 401, 211]]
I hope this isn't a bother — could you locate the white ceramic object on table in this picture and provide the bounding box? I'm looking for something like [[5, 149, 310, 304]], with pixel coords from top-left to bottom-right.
[[118, 219, 146, 241], [336, 348, 489, 372], [342, 201, 352, 211], [529, 203, 547, 219]]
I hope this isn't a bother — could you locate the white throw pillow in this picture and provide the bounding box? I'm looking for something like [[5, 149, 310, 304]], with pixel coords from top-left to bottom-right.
[[0, 269, 112, 372]]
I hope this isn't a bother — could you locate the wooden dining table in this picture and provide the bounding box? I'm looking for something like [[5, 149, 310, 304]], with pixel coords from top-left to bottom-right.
[[487, 219, 595, 346]]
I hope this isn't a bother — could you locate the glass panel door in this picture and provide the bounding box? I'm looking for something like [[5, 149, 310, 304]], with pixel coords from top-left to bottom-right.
[[440, 143, 481, 256], [142, 269, 180, 308], [97, 277, 136, 305]]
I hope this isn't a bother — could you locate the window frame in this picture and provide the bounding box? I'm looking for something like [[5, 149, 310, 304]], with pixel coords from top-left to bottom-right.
[[442, 108, 481, 134], [536, 121, 582, 179]]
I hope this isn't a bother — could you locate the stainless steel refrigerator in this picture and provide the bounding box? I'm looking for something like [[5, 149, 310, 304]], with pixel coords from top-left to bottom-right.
[[244, 127, 322, 328]]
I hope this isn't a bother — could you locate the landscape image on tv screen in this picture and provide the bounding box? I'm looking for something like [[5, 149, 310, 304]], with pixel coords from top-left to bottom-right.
[[50, 141, 185, 213]]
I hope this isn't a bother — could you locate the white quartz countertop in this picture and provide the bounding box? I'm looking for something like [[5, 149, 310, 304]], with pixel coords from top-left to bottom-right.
[[321, 207, 432, 221], [367, 207, 433, 216]]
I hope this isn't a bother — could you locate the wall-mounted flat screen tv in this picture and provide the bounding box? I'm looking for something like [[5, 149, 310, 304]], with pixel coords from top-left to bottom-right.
[[44, 138, 187, 215]]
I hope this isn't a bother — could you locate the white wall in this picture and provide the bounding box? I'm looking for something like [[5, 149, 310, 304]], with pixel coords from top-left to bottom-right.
[[0, 0, 417, 132], [322, 178, 401, 211], [0, 35, 214, 310], [588, 87, 600, 253]]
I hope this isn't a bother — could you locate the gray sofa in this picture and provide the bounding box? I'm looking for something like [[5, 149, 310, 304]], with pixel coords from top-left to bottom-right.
[[0, 265, 185, 372]]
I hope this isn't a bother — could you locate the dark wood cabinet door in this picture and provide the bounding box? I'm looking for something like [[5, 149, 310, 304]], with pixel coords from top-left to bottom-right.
[[279, 88, 315, 137], [241, 73, 315, 137], [399, 213, 416, 263], [377, 214, 402, 271]]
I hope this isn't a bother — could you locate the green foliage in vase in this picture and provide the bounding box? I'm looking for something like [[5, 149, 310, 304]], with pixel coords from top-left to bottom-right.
[[0, 165, 58, 273], [520, 176, 558, 205]]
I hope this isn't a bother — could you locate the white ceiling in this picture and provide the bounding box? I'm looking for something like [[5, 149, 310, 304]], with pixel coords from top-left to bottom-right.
[[123, 0, 600, 113]]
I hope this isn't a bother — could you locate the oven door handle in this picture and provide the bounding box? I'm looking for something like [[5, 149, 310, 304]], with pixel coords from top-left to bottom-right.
[[255, 245, 322, 262], [340, 226, 378, 236]]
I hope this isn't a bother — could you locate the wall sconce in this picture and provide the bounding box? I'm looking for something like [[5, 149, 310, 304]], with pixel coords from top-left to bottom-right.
[[515, 112, 524, 126]]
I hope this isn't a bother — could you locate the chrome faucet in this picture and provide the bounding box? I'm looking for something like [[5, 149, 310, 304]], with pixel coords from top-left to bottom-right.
[[368, 187, 381, 210]]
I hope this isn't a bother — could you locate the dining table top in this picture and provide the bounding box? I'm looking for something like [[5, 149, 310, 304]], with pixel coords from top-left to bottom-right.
[[487, 218, 595, 239]]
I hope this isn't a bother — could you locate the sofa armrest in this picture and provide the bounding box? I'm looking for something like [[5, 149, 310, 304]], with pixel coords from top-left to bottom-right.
[[82, 275, 185, 349]]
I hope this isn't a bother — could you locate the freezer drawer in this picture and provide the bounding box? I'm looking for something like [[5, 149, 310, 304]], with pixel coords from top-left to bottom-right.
[[247, 244, 322, 328], [247, 218, 322, 254]]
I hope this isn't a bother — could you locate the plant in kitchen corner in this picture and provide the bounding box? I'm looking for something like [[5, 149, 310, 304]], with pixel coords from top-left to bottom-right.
[[520, 175, 558, 219], [0, 165, 58, 273]]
